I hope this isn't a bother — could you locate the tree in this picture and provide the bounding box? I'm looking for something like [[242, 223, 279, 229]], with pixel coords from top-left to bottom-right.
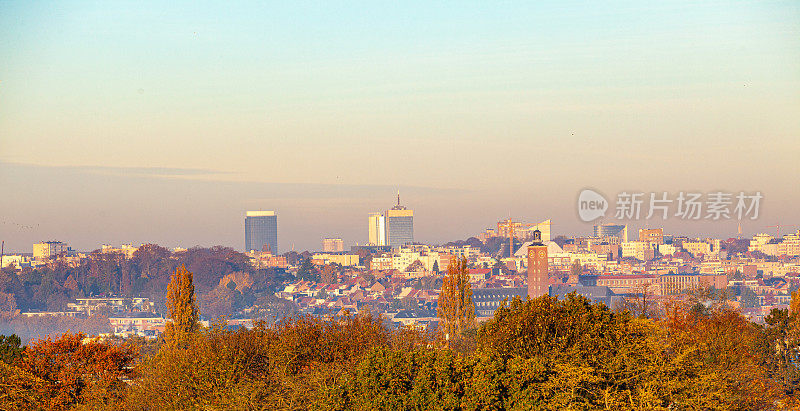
[[791, 290, 800, 314], [0, 334, 24, 364], [16, 332, 135, 409], [164, 264, 199, 347], [297, 258, 318, 282], [320, 265, 337, 284], [405, 260, 424, 273], [432, 260, 440, 274], [568, 260, 582, 283], [619, 282, 658, 318], [437, 257, 475, 342]]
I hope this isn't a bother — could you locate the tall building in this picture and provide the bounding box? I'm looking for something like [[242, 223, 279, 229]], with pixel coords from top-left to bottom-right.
[[322, 238, 344, 253], [527, 230, 549, 299], [33, 241, 69, 260], [245, 211, 278, 254], [594, 223, 628, 243], [368, 212, 386, 246], [386, 193, 414, 248]]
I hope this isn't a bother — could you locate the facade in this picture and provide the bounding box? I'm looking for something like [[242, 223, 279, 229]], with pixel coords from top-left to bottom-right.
[[527, 231, 549, 299], [322, 238, 344, 253], [594, 224, 628, 243], [312, 253, 359, 267], [370, 255, 393, 270], [621, 241, 656, 261], [595, 275, 661, 295], [33, 241, 69, 260], [683, 241, 712, 257], [386, 195, 414, 248], [368, 212, 386, 246], [101, 244, 139, 258], [660, 274, 727, 295], [244, 211, 278, 253], [638, 228, 664, 244], [473, 287, 527, 318]]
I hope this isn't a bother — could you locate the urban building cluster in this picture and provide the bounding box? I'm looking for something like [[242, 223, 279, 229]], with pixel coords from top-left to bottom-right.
[[3, 196, 799, 334]]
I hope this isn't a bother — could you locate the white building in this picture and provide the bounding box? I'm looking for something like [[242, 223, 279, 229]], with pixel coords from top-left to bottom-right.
[[621, 241, 656, 261], [322, 238, 344, 253], [33, 241, 69, 260], [368, 212, 386, 246]]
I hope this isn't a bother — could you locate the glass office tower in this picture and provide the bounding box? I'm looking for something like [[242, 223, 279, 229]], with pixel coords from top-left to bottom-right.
[[386, 194, 413, 248], [245, 211, 278, 253]]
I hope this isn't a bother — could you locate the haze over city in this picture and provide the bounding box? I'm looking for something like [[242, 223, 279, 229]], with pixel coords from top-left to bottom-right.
[[1, 1, 798, 252]]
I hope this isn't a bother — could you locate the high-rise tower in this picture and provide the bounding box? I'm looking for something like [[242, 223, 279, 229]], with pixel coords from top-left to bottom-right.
[[368, 212, 386, 246], [245, 211, 278, 254], [386, 192, 413, 248]]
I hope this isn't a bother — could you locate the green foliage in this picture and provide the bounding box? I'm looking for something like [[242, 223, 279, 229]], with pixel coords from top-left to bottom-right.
[[329, 348, 466, 410], [297, 258, 318, 282], [0, 333, 24, 364]]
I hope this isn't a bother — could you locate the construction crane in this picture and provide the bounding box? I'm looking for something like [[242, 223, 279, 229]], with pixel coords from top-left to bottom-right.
[[498, 218, 539, 258], [766, 224, 797, 238]]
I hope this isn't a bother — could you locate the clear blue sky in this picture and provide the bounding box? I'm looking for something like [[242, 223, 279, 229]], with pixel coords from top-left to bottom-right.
[[1, 1, 798, 252]]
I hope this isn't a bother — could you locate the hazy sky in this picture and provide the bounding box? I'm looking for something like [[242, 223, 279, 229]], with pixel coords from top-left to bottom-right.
[[1, 1, 798, 253]]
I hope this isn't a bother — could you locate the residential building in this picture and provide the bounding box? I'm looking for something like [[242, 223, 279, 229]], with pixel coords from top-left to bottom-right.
[[683, 241, 712, 257], [33, 241, 69, 260], [322, 238, 344, 253], [100, 244, 139, 258], [312, 253, 360, 267], [621, 241, 656, 261], [473, 287, 527, 318], [638, 228, 664, 244]]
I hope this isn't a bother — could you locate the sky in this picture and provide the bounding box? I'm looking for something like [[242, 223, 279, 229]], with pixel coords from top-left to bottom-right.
[[0, 1, 798, 253]]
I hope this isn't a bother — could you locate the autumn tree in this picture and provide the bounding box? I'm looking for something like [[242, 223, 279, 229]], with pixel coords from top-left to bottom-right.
[[16, 332, 135, 409], [320, 264, 337, 284], [619, 282, 659, 318], [791, 289, 800, 314], [437, 257, 475, 342], [164, 264, 199, 347]]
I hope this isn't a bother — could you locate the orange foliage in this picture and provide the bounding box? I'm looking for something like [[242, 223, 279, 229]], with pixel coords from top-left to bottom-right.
[[16, 332, 136, 409]]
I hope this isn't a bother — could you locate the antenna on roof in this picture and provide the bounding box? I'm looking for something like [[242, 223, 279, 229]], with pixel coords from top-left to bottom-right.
[[397, 190, 401, 206]]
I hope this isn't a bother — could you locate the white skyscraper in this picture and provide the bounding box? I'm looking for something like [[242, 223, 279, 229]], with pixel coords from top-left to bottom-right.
[[368, 212, 386, 246]]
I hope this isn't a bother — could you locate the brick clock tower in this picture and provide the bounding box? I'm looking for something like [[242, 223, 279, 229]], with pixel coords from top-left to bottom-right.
[[527, 229, 549, 299]]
